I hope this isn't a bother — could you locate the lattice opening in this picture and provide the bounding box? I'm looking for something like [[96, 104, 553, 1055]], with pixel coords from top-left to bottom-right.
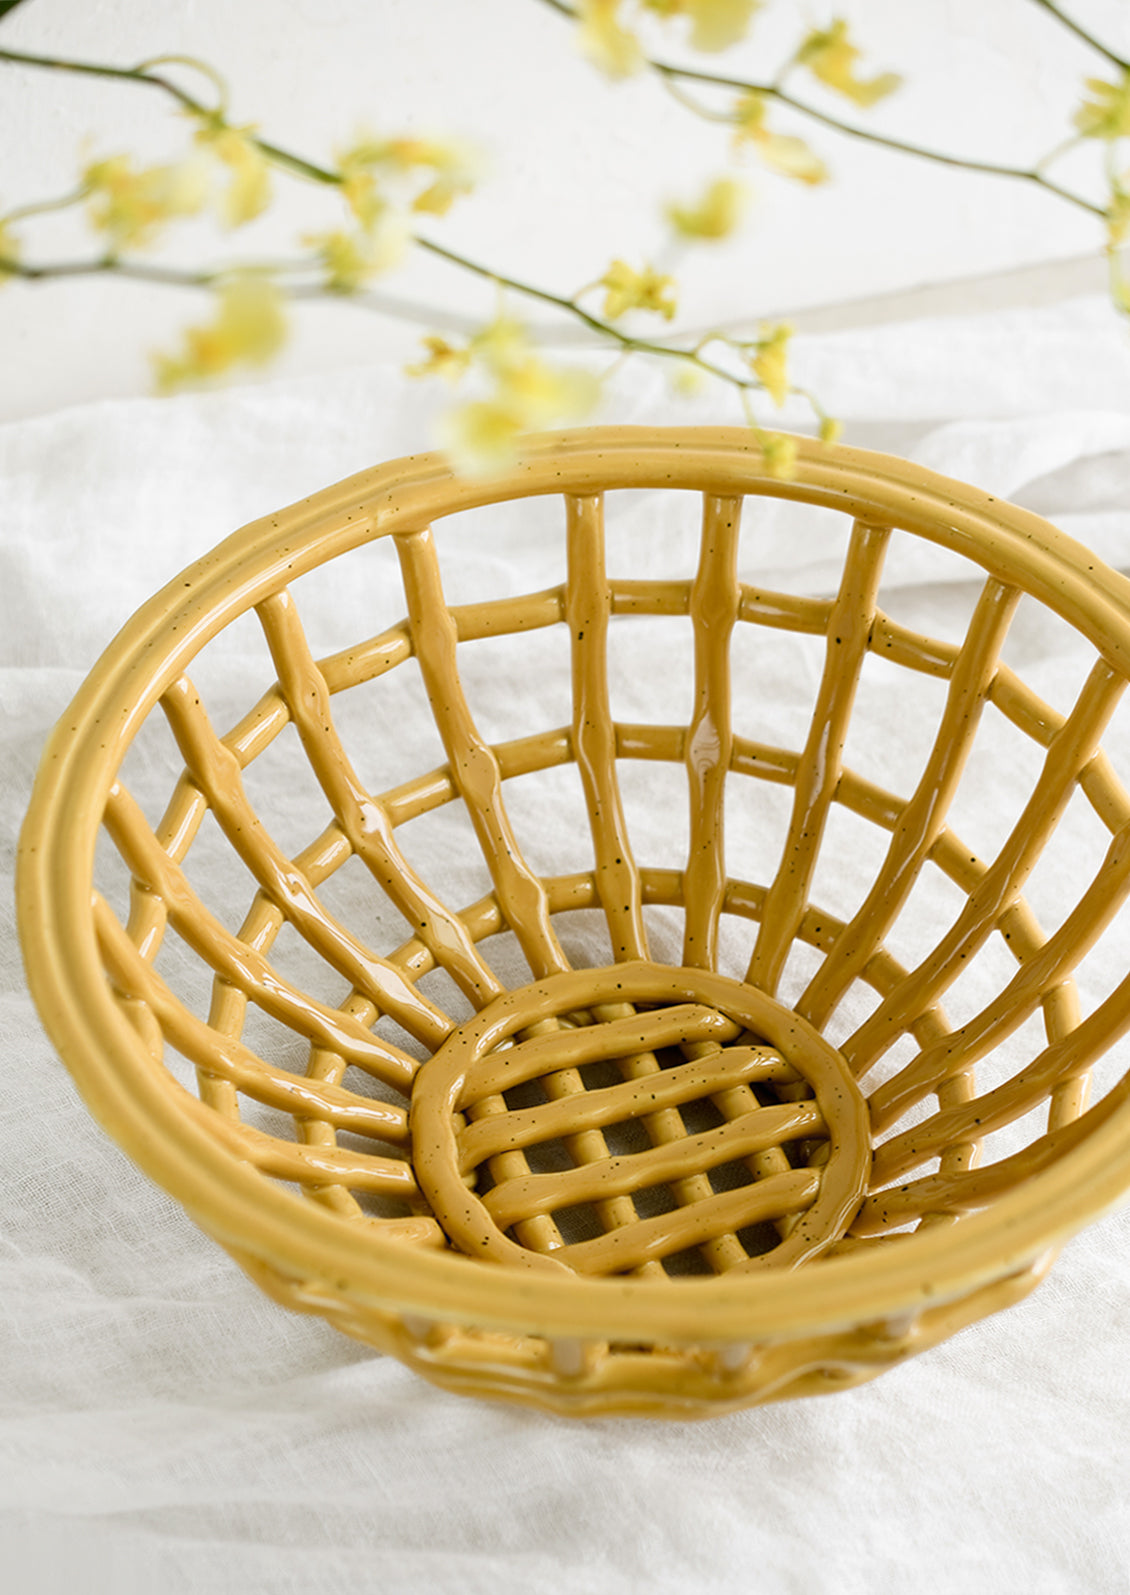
[[729, 613, 824, 752], [1018, 780, 1121, 943], [606, 614, 696, 726], [285, 535, 410, 654], [308, 849, 414, 965], [604, 488, 703, 582], [183, 606, 278, 712], [818, 974, 885, 1053], [549, 905, 616, 970], [113, 708, 190, 831], [237, 718, 337, 861], [714, 903, 759, 984], [601, 1113, 654, 1160], [413, 962, 478, 1028], [1070, 893, 1130, 1017], [148, 797, 259, 938], [146, 919, 221, 1030], [706, 1157, 759, 1194], [234, 976, 338, 1078], [881, 524, 994, 596], [330, 657, 451, 798], [549, 1201, 606, 1248], [615, 758, 691, 870], [455, 625, 573, 745], [389, 798, 498, 918], [775, 934, 829, 1012], [93, 826, 134, 927], [837, 642, 952, 797], [999, 590, 1105, 716], [493, 762, 599, 879], [429, 496, 568, 604], [735, 497, 849, 595], [946, 703, 1053, 863], [451, 921, 539, 1000], [722, 770, 794, 898], [873, 583, 982, 668], [805, 800, 906, 930]]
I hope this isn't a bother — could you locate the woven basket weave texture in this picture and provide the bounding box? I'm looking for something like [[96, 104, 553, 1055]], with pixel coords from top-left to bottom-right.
[[19, 427, 1130, 1418]]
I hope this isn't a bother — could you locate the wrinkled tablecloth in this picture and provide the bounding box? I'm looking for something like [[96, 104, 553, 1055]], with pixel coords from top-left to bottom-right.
[[4, 293, 1130, 1594]]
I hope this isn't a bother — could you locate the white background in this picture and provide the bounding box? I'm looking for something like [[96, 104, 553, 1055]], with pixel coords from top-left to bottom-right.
[[6, 8, 1130, 1591], [2, 0, 1128, 421]]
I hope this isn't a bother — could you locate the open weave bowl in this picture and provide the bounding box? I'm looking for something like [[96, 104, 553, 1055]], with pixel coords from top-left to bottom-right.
[[19, 427, 1130, 1418]]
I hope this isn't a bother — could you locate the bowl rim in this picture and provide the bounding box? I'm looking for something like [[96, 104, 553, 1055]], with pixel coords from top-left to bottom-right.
[[19, 425, 1130, 1346]]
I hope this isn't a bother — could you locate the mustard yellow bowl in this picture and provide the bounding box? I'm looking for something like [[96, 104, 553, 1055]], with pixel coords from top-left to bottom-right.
[[19, 427, 1130, 1418]]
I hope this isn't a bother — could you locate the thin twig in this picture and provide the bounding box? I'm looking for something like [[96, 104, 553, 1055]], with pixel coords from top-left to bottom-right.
[[2, 184, 89, 225], [0, 45, 210, 114], [1026, 0, 1130, 73], [0, 242, 776, 400], [0, 45, 344, 186], [532, 0, 1106, 219]]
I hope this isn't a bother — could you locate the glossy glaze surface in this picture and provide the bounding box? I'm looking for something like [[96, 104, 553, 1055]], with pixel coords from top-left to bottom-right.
[[18, 427, 1130, 1417]]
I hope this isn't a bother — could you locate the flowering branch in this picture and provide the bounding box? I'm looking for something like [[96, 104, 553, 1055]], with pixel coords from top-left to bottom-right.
[[533, 0, 1106, 219], [0, 32, 832, 467], [2, 0, 1130, 474], [1028, 0, 1130, 73]]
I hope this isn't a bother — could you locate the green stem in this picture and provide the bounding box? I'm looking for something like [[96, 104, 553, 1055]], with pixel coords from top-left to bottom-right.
[[1026, 0, 1130, 73], [659, 65, 1103, 217], [0, 45, 209, 112], [414, 234, 749, 382], [0, 45, 342, 186], [533, 0, 1105, 219], [1, 183, 90, 225], [133, 52, 230, 115], [1, 254, 217, 285], [1, 243, 773, 397], [0, 254, 322, 286]]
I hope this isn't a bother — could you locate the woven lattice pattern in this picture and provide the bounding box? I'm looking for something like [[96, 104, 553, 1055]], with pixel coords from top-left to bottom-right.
[[21, 428, 1130, 1417]]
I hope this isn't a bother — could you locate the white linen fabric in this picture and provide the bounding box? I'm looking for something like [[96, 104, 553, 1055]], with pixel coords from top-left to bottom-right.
[[4, 294, 1130, 1595]]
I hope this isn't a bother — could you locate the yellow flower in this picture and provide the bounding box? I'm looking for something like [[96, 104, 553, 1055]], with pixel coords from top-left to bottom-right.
[[439, 400, 529, 476], [197, 123, 271, 227], [0, 219, 19, 284], [672, 0, 760, 53], [306, 230, 368, 292], [339, 166, 382, 230], [469, 314, 533, 376], [439, 316, 601, 474], [306, 213, 409, 290], [498, 355, 602, 428], [670, 361, 706, 397], [153, 275, 287, 392], [797, 20, 901, 108], [1076, 74, 1130, 140], [1107, 183, 1130, 248], [598, 258, 678, 320], [337, 133, 479, 222], [750, 322, 792, 407], [818, 416, 843, 445], [84, 154, 208, 250], [760, 432, 799, 479], [577, 0, 643, 78], [412, 175, 467, 216], [732, 92, 827, 184], [402, 140, 480, 215], [406, 334, 472, 382], [666, 176, 746, 241]]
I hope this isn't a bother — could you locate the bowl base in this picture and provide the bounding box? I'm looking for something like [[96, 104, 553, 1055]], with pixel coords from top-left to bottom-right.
[[410, 961, 872, 1278]]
